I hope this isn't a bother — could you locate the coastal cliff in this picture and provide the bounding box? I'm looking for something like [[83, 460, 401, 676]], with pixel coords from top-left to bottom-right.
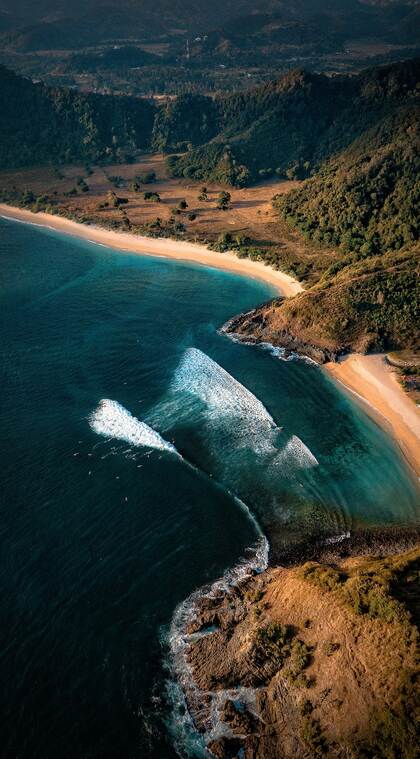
[[177, 546, 419, 759], [222, 300, 344, 364]]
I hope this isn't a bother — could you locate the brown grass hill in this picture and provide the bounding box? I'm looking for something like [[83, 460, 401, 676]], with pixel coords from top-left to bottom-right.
[[184, 547, 420, 759]]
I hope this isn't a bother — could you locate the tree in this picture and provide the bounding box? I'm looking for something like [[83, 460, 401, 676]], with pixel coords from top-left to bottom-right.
[[144, 191, 161, 202], [217, 191, 231, 211], [129, 180, 141, 193], [179, 199, 188, 210]]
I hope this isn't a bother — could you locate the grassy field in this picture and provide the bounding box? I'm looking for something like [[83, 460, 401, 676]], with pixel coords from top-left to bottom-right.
[[0, 154, 338, 283]]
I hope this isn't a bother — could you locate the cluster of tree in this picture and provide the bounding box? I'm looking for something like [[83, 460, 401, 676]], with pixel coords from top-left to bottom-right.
[[275, 107, 419, 256], [0, 65, 156, 169], [2, 58, 418, 185], [230, 102, 419, 354], [159, 59, 419, 186]]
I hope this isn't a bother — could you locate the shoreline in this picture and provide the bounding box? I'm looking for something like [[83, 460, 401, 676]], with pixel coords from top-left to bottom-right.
[[0, 204, 303, 298], [326, 353, 420, 478], [2, 204, 419, 480]]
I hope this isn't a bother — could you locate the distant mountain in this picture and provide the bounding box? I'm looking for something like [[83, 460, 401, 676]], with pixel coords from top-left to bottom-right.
[[0, 0, 418, 51]]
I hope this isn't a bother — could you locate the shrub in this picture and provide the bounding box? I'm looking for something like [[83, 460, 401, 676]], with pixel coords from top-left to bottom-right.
[[301, 563, 345, 591], [322, 641, 340, 656], [301, 717, 327, 755], [144, 192, 161, 202], [136, 171, 156, 184]]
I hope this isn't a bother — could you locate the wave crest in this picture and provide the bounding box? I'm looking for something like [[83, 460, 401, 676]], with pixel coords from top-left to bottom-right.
[[89, 399, 178, 455]]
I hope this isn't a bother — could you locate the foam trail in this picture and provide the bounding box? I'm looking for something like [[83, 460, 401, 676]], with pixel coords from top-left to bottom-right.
[[89, 399, 178, 455], [274, 434, 319, 469], [170, 348, 318, 468], [171, 347, 276, 428], [90, 399, 264, 536]]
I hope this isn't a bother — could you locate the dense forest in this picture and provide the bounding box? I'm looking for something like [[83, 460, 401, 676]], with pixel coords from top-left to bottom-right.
[[1, 57, 418, 355], [161, 59, 420, 185], [1, 58, 418, 181], [0, 66, 155, 168], [275, 107, 419, 256], [227, 103, 419, 356]]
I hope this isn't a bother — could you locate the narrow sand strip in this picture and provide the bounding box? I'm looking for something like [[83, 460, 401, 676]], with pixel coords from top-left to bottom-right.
[[0, 205, 303, 297], [2, 205, 418, 477], [326, 354, 420, 477]]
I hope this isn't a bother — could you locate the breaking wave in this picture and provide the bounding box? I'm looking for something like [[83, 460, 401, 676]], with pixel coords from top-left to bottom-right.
[[89, 399, 179, 455], [89, 399, 264, 537], [171, 346, 276, 430], [170, 347, 318, 468], [273, 434, 319, 469]]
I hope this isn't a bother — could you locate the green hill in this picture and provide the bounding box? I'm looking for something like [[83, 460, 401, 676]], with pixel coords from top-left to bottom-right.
[[227, 105, 419, 358], [160, 59, 419, 186], [276, 107, 419, 256], [0, 65, 156, 168]]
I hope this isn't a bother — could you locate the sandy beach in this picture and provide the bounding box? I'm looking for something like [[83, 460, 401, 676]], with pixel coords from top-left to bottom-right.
[[0, 205, 303, 297], [2, 204, 419, 478], [326, 354, 420, 477]]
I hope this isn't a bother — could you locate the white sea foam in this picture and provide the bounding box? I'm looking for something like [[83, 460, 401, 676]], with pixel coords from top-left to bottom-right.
[[274, 434, 319, 469], [171, 347, 276, 429], [259, 341, 318, 366], [89, 399, 178, 455], [170, 347, 318, 469], [324, 531, 351, 545]]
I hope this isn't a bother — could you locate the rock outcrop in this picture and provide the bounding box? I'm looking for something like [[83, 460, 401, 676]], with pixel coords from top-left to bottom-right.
[[178, 548, 420, 758]]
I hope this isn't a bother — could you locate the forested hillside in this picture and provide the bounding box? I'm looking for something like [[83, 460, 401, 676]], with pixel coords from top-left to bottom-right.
[[0, 66, 155, 168], [1, 58, 418, 180], [161, 58, 419, 185], [227, 101, 420, 357], [276, 107, 419, 256]]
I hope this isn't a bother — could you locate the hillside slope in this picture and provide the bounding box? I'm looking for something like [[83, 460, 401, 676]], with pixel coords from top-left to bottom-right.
[[182, 547, 420, 759], [0, 66, 156, 168], [224, 86, 419, 358], [161, 58, 419, 185]]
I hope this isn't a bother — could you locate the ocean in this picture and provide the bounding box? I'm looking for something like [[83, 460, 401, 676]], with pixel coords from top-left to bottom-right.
[[1, 216, 419, 758]]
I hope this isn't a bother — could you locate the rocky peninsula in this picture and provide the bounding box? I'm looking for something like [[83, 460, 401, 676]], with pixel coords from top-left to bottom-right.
[[176, 538, 419, 759]]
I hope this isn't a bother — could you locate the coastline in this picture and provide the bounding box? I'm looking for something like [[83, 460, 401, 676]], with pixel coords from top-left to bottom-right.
[[0, 204, 303, 298], [326, 353, 420, 478], [2, 204, 419, 480]]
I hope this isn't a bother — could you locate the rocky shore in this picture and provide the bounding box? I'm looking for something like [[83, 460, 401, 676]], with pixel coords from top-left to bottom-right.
[[173, 532, 419, 759], [222, 303, 345, 365]]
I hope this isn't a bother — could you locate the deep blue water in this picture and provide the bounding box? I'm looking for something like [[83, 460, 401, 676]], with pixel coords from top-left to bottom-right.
[[1, 217, 419, 758]]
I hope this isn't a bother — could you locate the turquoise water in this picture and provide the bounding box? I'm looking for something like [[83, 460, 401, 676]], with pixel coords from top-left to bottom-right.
[[1, 217, 419, 758]]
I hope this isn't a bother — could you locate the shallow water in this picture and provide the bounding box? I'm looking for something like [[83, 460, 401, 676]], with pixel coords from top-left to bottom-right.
[[1, 217, 418, 758]]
